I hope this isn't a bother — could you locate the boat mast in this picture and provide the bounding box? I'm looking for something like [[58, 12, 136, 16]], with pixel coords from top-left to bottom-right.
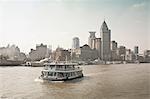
[[65, 55, 68, 63]]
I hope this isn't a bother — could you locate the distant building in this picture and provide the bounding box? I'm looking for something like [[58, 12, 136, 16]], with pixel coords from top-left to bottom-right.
[[111, 41, 118, 51], [94, 38, 101, 58], [134, 46, 139, 54], [144, 50, 150, 62], [134, 46, 139, 60], [29, 43, 49, 61], [110, 41, 118, 61], [125, 49, 132, 61], [100, 21, 111, 61], [0, 45, 26, 61], [72, 37, 80, 49], [144, 50, 150, 56], [138, 55, 145, 63], [117, 46, 126, 61], [52, 47, 71, 61], [134, 46, 139, 55], [88, 31, 96, 49], [72, 44, 98, 61], [45, 45, 52, 58], [19, 52, 27, 61], [118, 46, 126, 56]]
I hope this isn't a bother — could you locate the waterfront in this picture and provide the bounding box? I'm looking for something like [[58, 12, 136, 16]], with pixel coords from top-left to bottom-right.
[[0, 64, 149, 99]]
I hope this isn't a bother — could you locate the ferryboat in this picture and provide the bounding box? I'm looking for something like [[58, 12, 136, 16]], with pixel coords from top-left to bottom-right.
[[0, 59, 23, 66], [39, 62, 83, 81]]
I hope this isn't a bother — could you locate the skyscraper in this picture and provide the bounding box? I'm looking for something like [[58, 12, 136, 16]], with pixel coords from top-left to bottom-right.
[[134, 46, 139, 60], [134, 46, 139, 55], [111, 41, 118, 61], [94, 38, 101, 58], [88, 31, 96, 49], [72, 37, 80, 49], [100, 21, 111, 61]]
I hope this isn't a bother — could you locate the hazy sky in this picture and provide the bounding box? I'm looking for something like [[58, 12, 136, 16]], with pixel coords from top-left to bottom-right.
[[0, 0, 149, 53]]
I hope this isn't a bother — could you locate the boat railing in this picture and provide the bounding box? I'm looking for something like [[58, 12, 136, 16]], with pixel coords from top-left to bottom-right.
[[43, 64, 82, 71], [44, 66, 56, 70], [55, 67, 81, 71]]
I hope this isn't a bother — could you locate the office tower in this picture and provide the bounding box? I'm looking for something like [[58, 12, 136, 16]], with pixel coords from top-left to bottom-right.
[[134, 46, 139, 55], [100, 21, 111, 61], [88, 31, 96, 49], [94, 38, 101, 58], [72, 37, 80, 49]]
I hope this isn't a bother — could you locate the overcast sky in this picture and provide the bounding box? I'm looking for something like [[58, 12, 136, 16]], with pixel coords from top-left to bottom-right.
[[0, 0, 149, 53]]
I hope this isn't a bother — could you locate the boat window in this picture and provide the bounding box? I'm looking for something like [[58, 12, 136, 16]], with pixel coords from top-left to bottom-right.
[[54, 72, 56, 76], [48, 72, 53, 76], [58, 72, 64, 77]]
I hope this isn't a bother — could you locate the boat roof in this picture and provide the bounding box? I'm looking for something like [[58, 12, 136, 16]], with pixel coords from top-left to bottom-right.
[[44, 62, 78, 66], [42, 68, 82, 72]]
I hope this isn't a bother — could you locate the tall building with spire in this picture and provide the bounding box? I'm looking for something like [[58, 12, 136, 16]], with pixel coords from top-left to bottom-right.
[[100, 21, 111, 61]]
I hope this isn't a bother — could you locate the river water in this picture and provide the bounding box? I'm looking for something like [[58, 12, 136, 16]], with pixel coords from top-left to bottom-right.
[[0, 64, 149, 99]]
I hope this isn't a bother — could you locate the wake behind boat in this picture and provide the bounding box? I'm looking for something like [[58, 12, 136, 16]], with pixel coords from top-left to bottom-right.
[[39, 62, 83, 81]]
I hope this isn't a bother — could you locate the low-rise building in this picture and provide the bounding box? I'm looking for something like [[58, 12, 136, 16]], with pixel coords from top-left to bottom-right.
[[144, 50, 150, 62], [52, 47, 71, 61], [0, 45, 26, 61], [116, 46, 126, 61], [72, 44, 98, 61], [29, 43, 50, 61]]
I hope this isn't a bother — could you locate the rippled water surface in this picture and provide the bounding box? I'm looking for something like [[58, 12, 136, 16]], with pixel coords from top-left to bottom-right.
[[0, 64, 149, 99]]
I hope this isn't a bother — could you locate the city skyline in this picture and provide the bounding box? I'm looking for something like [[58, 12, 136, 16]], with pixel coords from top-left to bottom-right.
[[0, 0, 149, 53]]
